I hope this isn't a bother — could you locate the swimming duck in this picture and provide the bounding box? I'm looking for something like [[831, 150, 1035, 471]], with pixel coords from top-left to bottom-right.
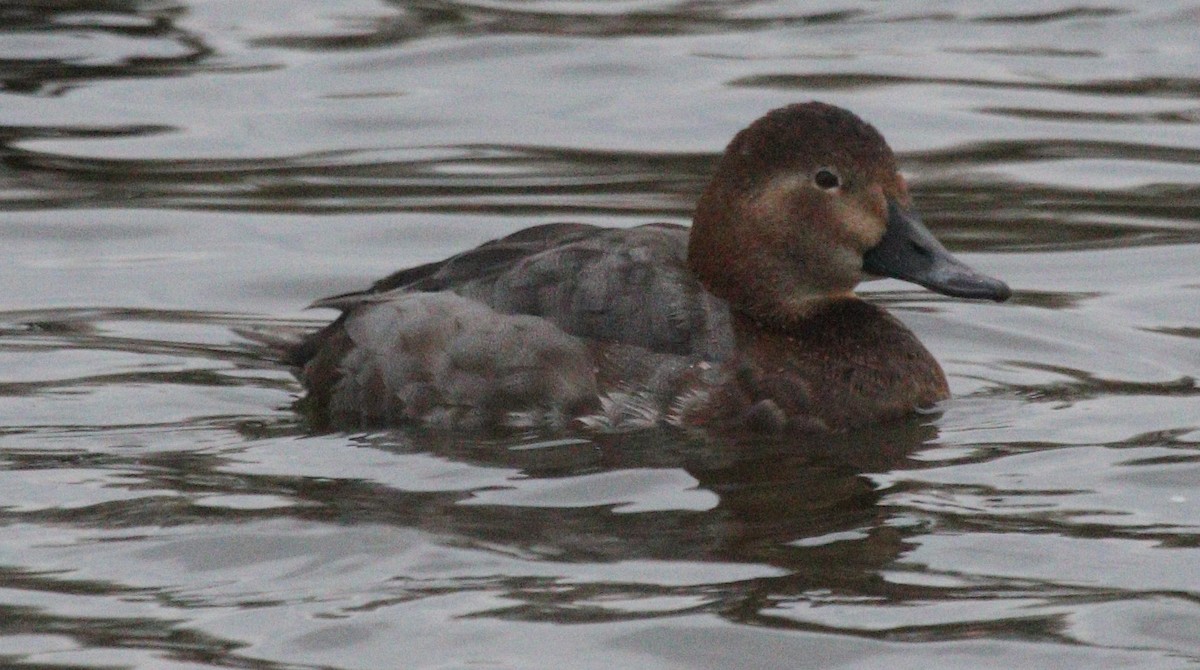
[[289, 102, 1010, 433]]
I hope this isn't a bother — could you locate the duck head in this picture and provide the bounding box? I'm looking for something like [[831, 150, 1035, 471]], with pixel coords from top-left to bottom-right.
[[688, 102, 1010, 325]]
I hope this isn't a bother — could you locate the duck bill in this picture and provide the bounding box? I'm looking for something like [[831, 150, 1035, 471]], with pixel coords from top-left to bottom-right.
[[862, 199, 1011, 302]]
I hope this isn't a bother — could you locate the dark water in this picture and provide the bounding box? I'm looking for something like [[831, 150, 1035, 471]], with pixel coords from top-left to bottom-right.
[[2, 2, 1199, 668]]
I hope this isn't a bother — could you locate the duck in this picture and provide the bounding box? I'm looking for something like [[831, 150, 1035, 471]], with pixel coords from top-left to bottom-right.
[[287, 101, 1010, 433]]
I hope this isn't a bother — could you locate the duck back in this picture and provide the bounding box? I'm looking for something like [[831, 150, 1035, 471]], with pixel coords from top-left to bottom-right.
[[295, 223, 735, 367]]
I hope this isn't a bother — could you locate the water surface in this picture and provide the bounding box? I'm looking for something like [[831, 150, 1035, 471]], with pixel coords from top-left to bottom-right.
[[2, 2, 1199, 668]]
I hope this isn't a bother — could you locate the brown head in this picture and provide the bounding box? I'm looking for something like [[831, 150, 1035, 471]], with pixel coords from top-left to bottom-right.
[[688, 102, 1009, 326]]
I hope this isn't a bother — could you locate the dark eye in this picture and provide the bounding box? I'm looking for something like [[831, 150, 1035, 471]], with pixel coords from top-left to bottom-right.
[[814, 169, 840, 190]]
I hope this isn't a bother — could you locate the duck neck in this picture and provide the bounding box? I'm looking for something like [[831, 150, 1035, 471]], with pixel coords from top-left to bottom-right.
[[727, 293, 858, 337], [687, 173, 862, 327]]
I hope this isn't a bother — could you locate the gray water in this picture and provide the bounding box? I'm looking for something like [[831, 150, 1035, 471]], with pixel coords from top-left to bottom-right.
[[2, 2, 1199, 668]]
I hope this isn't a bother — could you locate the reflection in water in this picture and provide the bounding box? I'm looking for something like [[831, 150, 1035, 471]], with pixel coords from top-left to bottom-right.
[[0, 144, 713, 216], [0, 375, 939, 631], [736, 72, 1200, 98], [5, 140, 1199, 254], [1002, 362, 1197, 401], [0, 3, 213, 96]]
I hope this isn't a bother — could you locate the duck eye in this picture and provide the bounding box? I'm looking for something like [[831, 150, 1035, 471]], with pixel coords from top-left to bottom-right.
[[814, 169, 840, 190]]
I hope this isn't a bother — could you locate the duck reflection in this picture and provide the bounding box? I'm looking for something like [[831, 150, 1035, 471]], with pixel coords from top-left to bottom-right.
[[269, 419, 942, 623]]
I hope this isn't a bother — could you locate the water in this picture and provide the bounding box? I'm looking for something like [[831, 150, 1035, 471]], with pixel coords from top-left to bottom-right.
[[2, 1, 1199, 668]]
